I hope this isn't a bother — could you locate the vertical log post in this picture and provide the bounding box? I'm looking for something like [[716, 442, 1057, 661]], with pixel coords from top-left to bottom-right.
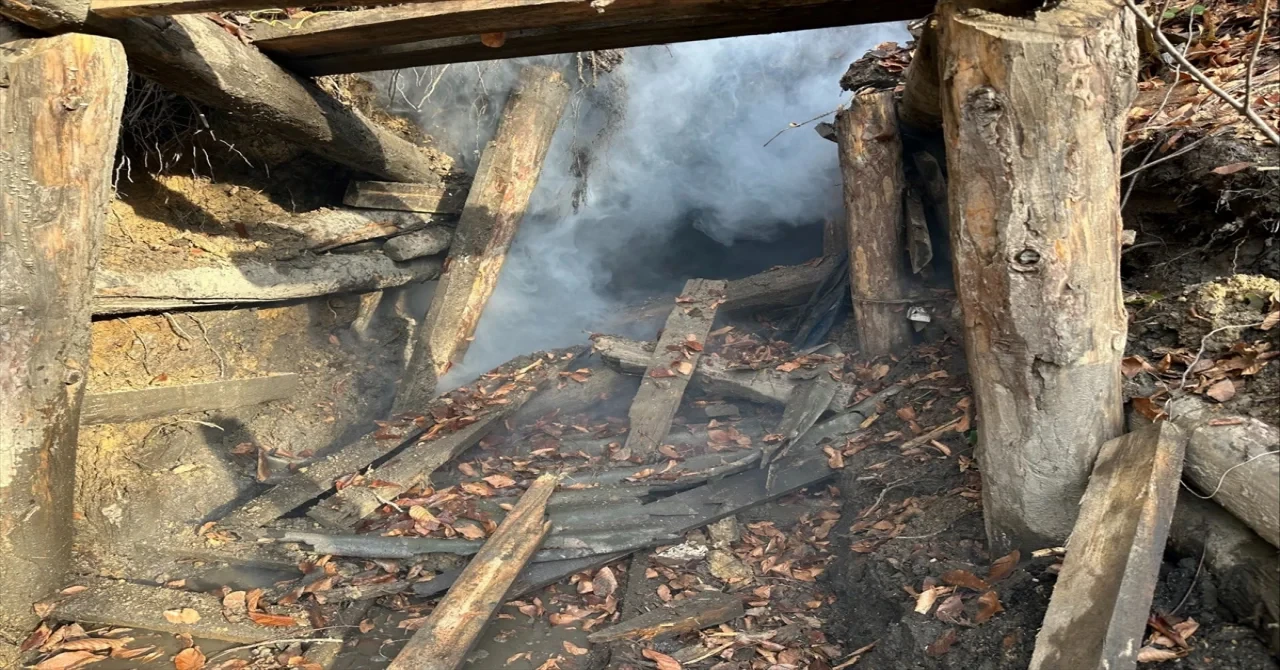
[[937, 0, 1137, 553], [834, 90, 914, 357], [0, 33, 127, 650], [395, 65, 568, 413]]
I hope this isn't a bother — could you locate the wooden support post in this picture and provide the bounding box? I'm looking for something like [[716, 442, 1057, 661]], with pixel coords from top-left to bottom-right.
[[899, 18, 942, 133], [0, 33, 126, 648], [937, 0, 1136, 552], [835, 91, 914, 357], [388, 474, 556, 670], [395, 65, 569, 412], [1029, 423, 1186, 670], [621, 279, 726, 461]]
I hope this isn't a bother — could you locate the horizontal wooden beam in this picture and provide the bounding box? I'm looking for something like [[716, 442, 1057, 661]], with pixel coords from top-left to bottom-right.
[[271, 1, 935, 76], [82, 374, 299, 425], [88, 0, 428, 18]]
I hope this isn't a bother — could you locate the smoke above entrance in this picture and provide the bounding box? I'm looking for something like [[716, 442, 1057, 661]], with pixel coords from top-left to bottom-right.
[[376, 23, 910, 386]]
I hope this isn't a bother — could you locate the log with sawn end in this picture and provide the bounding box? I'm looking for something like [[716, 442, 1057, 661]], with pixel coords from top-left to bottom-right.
[[264, 207, 454, 253], [92, 253, 442, 315], [396, 65, 570, 411], [82, 374, 299, 425], [307, 355, 567, 529], [1029, 422, 1187, 670], [1181, 414, 1279, 548], [588, 590, 744, 643], [387, 474, 557, 670], [621, 279, 727, 460], [593, 335, 857, 412], [343, 180, 469, 214]]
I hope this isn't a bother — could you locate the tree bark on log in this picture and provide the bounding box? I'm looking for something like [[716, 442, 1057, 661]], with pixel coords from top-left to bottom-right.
[[93, 252, 442, 315], [0, 32, 126, 648], [937, 0, 1136, 553], [75, 13, 448, 182], [395, 65, 568, 412], [265, 207, 453, 253], [1181, 414, 1280, 548], [383, 226, 454, 261], [835, 90, 914, 357], [899, 18, 941, 133]]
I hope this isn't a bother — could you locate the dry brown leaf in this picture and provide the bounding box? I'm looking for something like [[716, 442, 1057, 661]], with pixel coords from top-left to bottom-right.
[[483, 474, 517, 489], [941, 569, 990, 592], [673, 360, 694, 376], [454, 522, 487, 540], [1132, 396, 1166, 421], [174, 647, 206, 670], [987, 550, 1020, 582], [651, 367, 676, 379], [247, 611, 297, 627], [1136, 646, 1183, 663], [163, 608, 201, 625], [1205, 379, 1236, 402], [925, 629, 957, 657], [914, 587, 939, 614], [1261, 310, 1280, 331], [408, 505, 436, 522], [563, 641, 589, 656], [975, 591, 1004, 623], [56, 639, 126, 653], [594, 566, 619, 598], [1210, 161, 1252, 175], [33, 651, 105, 670], [21, 621, 52, 653], [479, 31, 506, 47], [642, 648, 681, 670], [934, 595, 966, 626]]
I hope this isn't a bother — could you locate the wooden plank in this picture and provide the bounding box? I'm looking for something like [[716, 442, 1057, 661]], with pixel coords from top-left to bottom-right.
[[588, 591, 743, 643], [89, 0, 406, 17], [0, 33, 126, 643], [834, 90, 914, 357], [621, 279, 726, 460], [938, 0, 1132, 553], [281, 3, 935, 76], [396, 65, 569, 412], [75, 14, 445, 183], [383, 226, 455, 262], [343, 180, 469, 215], [388, 474, 556, 670], [45, 578, 310, 644], [1181, 414, 1280, 548], [1029, 423, 1187, 670], [82, 374, 299, 425], [92, 253, 442, 315], [593, 335, 857, 412], [266, 207, 454, 253]]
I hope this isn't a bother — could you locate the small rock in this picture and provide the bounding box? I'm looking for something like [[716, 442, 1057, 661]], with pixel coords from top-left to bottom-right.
[[708, 516, 740, 548], [704, 402, 740, 419], [708, 549, 753, 584]]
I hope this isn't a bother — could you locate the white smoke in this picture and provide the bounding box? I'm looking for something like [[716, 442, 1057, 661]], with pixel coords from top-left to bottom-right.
[[374, 23, 910, 387]]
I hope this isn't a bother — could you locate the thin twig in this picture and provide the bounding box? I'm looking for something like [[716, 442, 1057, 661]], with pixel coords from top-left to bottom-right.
[[1171, 544, 1207, 615], [1171, 320, 1267, 406], [1122, 0, 1279, 144], [763, 106, 844, 147], [1120, 131, 1218, 179], [1243, 0, 1272, 115]]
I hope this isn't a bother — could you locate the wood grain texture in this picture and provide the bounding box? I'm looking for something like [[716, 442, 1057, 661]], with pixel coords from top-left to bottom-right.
[[343, 180, 469, 215], [388, 474, 556, 670], [82, 374, 299, 425], [266, 206, 453, 253], [383, 226, 454, 261], [1029, 423, 1186, 670], [0, 33, 126, 640], [1182, 415, 1280, 548], [938, 0, 1136, 552], [835, 91, 914, 357], [622, 279, 726, 460], [396, 66, 568, 412]]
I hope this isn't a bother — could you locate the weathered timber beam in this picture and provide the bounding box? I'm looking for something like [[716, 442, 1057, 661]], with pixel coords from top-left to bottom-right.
[[622, 280, 726, 460], [0, 33, 126, 649], [835, 90, 914, 356], [44, 578, 310, 644], [588, 591, 744, 643], [82, 374, 299, 424], [592, 335, 857, 412], [266, 207, 455, 253], [281, 4, 935, 76], [343, 180, 468, 214], [1029, 423, 1186, 670], [92, 252, 442, 315], [90, 0, 425, 18], [396, 65, 568, 411], [383, 226, 454, 261], [50, 13, 446, 182], [388, 474, 555, 670], [938, 0, 1134, 553]]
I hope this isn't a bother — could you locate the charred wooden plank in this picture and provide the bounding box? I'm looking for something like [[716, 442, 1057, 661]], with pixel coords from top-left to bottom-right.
[[1029, 423, 1187, 670], [396, 66, 569, 411], [593, 335, 856, 412], [0, 33, 126, 643], [387, 474, 556, 670], [588, 590, 743, 643], [621, 279, 726, 460], [938, 0, 1133, 552], [265, 207, 453, 253], [45, 578, 310, 644], [834, 90, 913, 356], [92, 253, 442, 315], [82, 374, 299, 425], [343, 180, 469, 215]]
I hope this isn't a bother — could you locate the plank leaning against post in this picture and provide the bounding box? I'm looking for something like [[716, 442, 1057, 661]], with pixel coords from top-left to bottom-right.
[[937, 0, 1136, 553], [0, 31, 127, 657]]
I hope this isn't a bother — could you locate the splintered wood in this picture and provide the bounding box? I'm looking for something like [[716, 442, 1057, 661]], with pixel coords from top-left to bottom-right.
[[1030, 423, 1187, 670], [396, 65, 569, 413], [621, 279, 727, 460], [387, 474, 557, 670]]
